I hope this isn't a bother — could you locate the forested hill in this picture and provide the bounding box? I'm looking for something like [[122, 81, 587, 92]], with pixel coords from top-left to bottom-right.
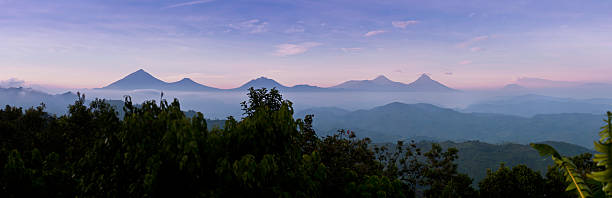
[[392, 140, 593, 185], [297, 102, 604, 148]]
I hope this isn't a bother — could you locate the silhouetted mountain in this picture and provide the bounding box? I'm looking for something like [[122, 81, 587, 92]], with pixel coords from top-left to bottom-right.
[[331, 74, 456, 92], [166, 78, 219, 91], [405, 74, 456, 91], [101, 69, 218, 91], [501, 83, 527, 91], [464, 94, 612, 117], [332, 75, 406, 91], [229, 77, 333, 92], [103, 69, 166, 90], [233, 77, 288, 90], [299, 102, 603, 148]]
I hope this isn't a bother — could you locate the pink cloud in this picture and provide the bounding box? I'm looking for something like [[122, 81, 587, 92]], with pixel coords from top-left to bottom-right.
[[274, 42, 322, 56], [459, 60, 472, 65], [364, 30, 386, 37], [392, 20, 419, 29], [470, 47, 484, 52], [164, 0, 215, 9], [457, 35, 489, 48]]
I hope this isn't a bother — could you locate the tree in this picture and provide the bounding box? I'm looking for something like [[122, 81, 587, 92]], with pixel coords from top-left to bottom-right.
[[479, 164, 546, 198], [421, 143, 476, 198]]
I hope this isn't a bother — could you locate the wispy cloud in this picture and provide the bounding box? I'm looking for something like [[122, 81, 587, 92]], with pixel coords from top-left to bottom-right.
[[470, 47, 484, 52], [0, 78, 25, 88], [228, 19, 268, 33], [284, 26, 305, 33], [340, 47, 363, 53], [457, 35, 489, 48], [274, 42, 322, 56], [364, 30, 386, 37], [164, 0, 215, 9], [459, 60, 472, 65], [392, 20, 419, 29]]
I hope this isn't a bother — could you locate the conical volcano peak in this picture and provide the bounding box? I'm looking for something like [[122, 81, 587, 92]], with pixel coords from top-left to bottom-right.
[[417, 73, 432, 81], [373, 75, 391, 81], [125, 69, 158, 80], [102, 69, 166, 90], [404, 73, 456, 91], [235, 76, 287, 90], [171, 78, 201, 85], [179, 77, 195, 82], [131, 69, 151, 76]]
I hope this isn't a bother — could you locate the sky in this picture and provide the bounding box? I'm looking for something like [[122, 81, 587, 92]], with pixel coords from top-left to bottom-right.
[[0, 0, 611, 89]]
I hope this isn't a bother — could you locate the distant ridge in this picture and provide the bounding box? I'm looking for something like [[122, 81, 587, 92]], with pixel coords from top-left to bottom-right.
[[100, 70, 457, 92], [234, 77, 288, 90], [331, 74, 456, 92], [231, 76, 334, 92], [101, 69, 218, 91]]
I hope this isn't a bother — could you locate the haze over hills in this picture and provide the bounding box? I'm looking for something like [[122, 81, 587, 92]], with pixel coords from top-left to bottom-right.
[[100, 69, 457, 92], [463, 94, 612, 117], [297, 102, 603, 148], [0, 87, 78, 115], [497, 77, 612, 98]]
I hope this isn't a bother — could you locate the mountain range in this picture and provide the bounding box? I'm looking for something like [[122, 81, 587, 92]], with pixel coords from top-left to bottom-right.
[[100, 69, 457, 92], [102, 69, 219, 91]]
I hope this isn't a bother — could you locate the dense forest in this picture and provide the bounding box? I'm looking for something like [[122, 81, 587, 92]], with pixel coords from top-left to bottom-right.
[[1, 88, 612, 197]]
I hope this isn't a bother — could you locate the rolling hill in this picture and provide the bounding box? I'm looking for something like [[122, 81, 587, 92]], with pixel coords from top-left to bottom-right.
[[297, 102, 604, 148]]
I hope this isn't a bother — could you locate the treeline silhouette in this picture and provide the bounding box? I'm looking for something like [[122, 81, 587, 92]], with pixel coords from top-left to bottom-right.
[[0, 88, 606, 197]]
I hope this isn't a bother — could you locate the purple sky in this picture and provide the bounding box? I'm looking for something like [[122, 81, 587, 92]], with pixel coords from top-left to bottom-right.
[[1, 0, 611, 89]]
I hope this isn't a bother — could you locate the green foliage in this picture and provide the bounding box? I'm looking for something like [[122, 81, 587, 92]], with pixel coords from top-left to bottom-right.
[[479, 164, 546, 198], [439, 173, 477, 198], [1, 88, 454, 197], [589, 111, 612, 195], [344, 175, 410, 198], [2, 87, 594, 197], [531, 143, 591, 197]]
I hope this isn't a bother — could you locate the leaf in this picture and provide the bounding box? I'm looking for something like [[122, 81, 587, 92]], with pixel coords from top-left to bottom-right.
[[531, 143, 591, 198], [530, 143, 562, 159]]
